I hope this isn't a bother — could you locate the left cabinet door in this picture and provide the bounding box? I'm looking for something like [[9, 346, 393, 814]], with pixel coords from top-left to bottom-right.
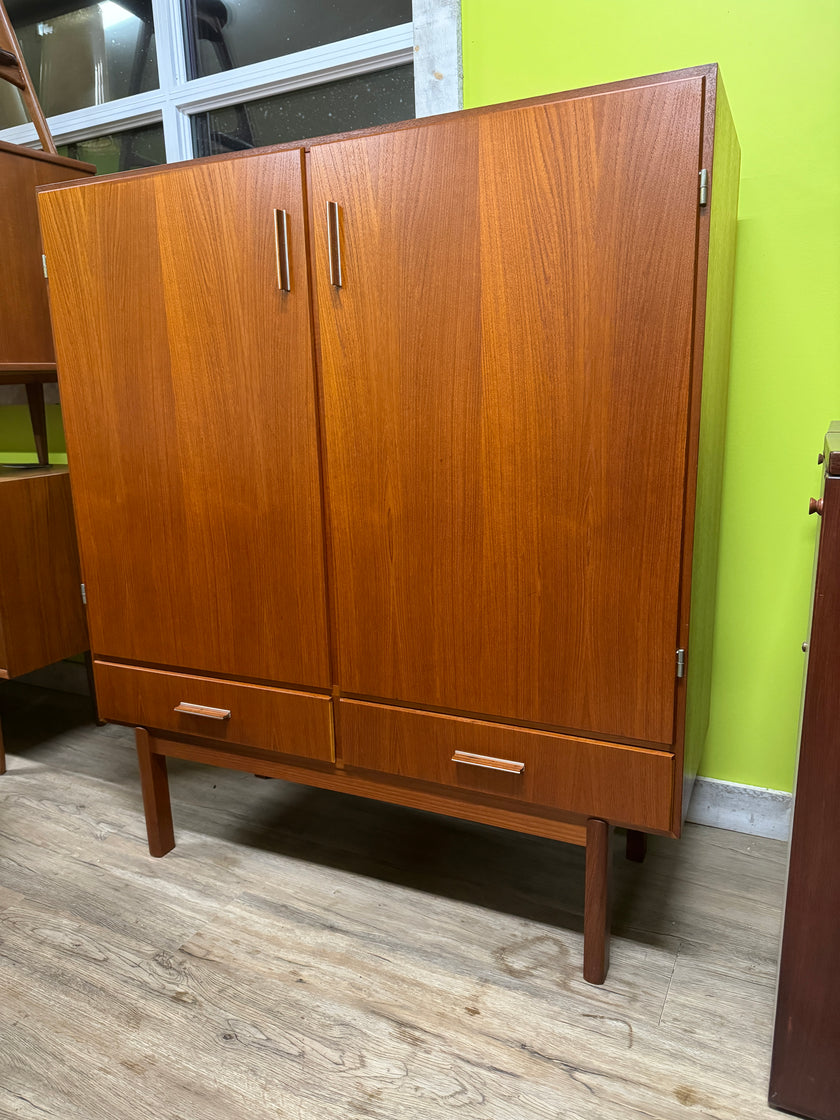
[[39, 150, 331, 688]]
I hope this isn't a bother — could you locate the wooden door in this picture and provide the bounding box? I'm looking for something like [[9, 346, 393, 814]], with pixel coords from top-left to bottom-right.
[[39, 150, 330, 687], [310, 77, 705, 744]]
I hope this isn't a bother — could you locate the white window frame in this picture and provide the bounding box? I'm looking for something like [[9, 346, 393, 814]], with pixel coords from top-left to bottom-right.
[[0, 0, 462, 159]]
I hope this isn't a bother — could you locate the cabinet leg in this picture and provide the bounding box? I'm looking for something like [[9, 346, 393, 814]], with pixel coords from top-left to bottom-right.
[[83, 650, 105, 725], [136, 727, 174, 857], [0, 718, 6, 775], [584, 817, 613, 984], [25, 382, 49, 466], [625, 828, 647, 863]]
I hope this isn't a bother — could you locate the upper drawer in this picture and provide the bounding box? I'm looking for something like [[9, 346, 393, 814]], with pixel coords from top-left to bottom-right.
[[95, 661, 333, 763], [338, 699, 674, 832]]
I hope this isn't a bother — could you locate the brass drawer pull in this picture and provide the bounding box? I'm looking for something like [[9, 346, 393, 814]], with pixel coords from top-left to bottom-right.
[[174, 701, 231, 720], [452, 750, 524, 774]]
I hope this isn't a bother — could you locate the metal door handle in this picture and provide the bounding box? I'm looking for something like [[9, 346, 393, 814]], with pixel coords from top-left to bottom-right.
[[174, 702, 231, 720], [452, 750, 524, 774], [274, 208, 290, 292], [327, 200, 342, 288]]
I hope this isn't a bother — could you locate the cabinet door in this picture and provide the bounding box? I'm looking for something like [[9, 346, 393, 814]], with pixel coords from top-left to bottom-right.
[[40, 151, 330, 687], [310, 77, 704, 744]]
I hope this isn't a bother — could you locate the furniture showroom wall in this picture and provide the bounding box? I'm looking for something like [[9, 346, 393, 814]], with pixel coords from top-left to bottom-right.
[[462, 0, 840, 805]]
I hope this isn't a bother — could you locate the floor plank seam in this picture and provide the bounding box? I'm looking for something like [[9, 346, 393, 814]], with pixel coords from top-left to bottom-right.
[[657, 939, 681, 1027]]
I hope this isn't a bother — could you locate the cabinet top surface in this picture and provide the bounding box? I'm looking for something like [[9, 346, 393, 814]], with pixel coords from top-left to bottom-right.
[[0, 139, 94, 175], [35, 63, 723, 197], [824, 421, 840, 476], [0, 465, 69, 484]]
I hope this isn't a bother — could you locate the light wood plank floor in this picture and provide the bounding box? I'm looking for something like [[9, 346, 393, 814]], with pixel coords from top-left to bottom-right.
[[0, 683, 788, 1120]]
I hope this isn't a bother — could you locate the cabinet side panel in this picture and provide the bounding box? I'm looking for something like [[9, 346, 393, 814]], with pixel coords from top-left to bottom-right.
[[0, 471, 87, 677], [0, 150, 91, 366], [770, 468, 840, 1117], [681, 76, 741, 820]]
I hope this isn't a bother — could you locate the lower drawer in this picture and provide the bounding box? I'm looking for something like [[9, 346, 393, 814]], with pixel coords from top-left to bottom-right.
[[94, 661, 334, 762], [339, 700, 674, 831]]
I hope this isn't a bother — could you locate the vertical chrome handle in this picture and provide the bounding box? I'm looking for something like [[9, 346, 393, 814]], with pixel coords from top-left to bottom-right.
[[326, 200, 342, 288], [274, 208, 291, 292]]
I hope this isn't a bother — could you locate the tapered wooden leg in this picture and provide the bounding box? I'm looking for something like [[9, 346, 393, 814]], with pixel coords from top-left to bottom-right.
[[584, 817, 613, 984], [25, 382, 49, 466], [136, 727, 174, 857], [83, 650, 105, 724], [625, 828, 647, 863], [0, 718, 6, 775]]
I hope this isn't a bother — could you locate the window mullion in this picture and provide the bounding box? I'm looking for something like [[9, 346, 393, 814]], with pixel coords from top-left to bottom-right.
[[151, 0, 192, 161]]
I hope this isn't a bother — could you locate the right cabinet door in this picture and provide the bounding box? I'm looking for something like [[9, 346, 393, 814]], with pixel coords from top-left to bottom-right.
[[310, 77, 704, 745]]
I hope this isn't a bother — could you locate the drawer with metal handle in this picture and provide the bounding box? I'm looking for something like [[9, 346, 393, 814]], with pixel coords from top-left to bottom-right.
[[338, 698, 674, 832], [93, 660, 334, 762]]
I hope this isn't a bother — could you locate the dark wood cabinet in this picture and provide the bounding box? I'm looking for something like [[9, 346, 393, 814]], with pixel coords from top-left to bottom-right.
[[769, 423, 840, 1119], [37, 65, 740, 982]]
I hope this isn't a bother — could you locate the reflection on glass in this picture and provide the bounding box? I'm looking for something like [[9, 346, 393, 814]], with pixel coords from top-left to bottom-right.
[[0, 1, 158, 126], [183, 0, 412, 80], [192, 64, 414, 157], [58, 121, 165, 173]]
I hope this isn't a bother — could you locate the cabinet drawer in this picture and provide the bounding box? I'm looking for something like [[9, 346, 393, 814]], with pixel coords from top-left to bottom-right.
[[339, 700, 674, 832], [95, 661, 334, 762]]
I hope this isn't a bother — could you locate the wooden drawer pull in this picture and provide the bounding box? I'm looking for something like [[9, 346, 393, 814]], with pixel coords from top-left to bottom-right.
[[174, 701, 231, 720], [452, 750, 524, 774]]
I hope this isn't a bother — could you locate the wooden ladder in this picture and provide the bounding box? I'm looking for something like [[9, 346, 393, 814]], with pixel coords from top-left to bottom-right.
[[0, 1, 56, 153]]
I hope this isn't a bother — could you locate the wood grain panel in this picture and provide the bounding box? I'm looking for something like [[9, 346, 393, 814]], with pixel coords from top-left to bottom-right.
[[311, 77, 704, 744], [338, 699, 675, 832], [770, 462, 840, 1119], [0, 144, 92, 366], [0, 466, 87, 677], [38, 150, 331, 687], [94, 661, 334, 763]]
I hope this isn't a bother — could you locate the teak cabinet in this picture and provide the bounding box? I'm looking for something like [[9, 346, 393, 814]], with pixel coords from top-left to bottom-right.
[[0, 140, 93, 462], [0, 466, 88, 772], [38, 65, 740, 983]]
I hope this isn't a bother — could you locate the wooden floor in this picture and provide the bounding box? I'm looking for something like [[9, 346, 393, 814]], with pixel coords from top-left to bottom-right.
[[0, 683, 788, 1120]]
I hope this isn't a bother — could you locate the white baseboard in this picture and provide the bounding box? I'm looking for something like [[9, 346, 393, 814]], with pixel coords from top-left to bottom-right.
[[687, 776, 792, 841]]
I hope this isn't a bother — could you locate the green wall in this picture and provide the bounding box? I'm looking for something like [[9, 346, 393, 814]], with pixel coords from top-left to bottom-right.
[[0, 404, 66, 465], [462, 0, 840, 791]]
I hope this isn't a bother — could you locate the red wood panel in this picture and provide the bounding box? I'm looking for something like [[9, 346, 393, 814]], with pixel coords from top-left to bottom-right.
[[311, 78, 704, 744], [39, 151, 331, 687]]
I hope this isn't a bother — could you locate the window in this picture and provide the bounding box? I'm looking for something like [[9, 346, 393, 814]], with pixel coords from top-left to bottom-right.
[[0, 1, 461, 171]]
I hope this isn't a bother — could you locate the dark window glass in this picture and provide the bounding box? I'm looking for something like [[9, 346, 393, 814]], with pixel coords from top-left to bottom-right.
[[192, 63, 414, 157], [183, 0, 412, 80], [0, 0, 158, 126], [58, 121, 165, 173]]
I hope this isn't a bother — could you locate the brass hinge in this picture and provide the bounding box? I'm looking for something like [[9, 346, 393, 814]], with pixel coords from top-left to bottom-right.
[[699, 168, 709, 207], [42, 253, 48, 278], [676, 649, 686, 678], [81, 582, 87, 605]]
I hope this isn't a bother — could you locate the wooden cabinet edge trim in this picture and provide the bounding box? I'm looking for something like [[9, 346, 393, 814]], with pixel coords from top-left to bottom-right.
[[92, 659, 332, 701]]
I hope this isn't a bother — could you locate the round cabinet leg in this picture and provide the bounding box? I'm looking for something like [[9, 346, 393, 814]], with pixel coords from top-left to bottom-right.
[[584, 817, 613, 984]]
